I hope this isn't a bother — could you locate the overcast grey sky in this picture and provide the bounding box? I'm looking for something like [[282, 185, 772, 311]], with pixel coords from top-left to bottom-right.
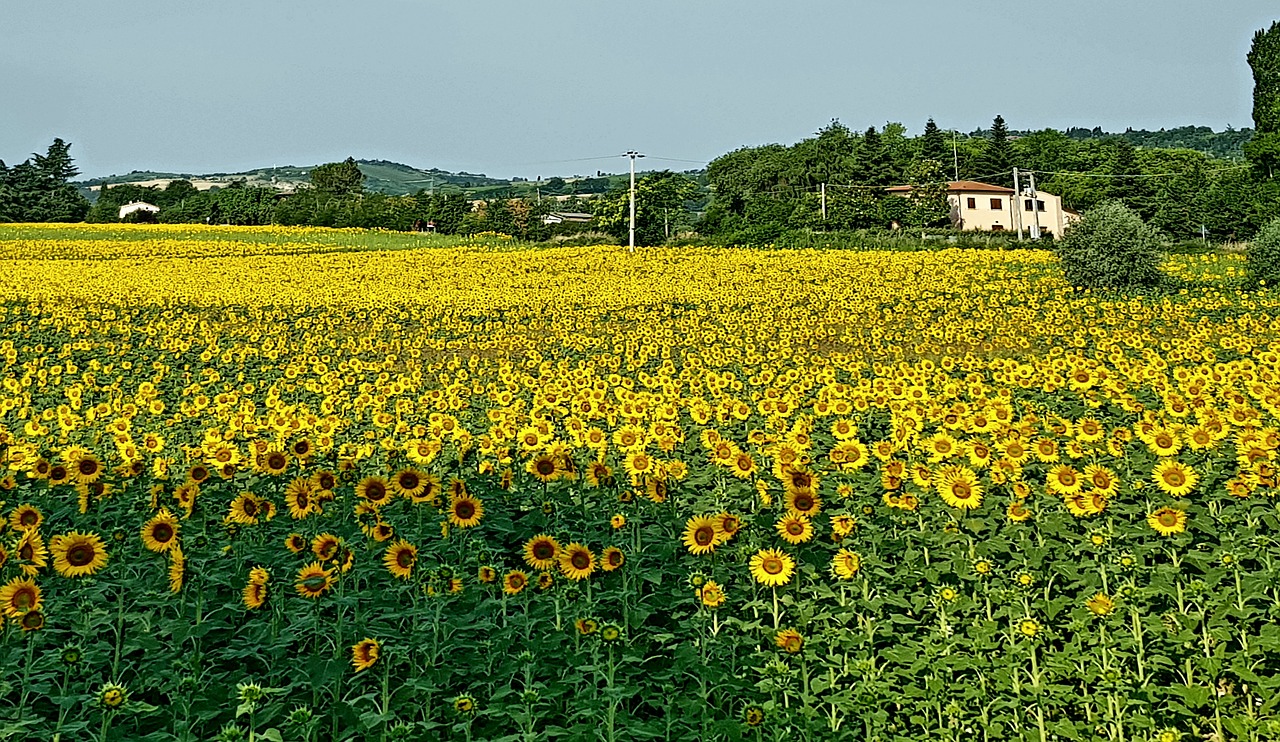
[[2, 1, 1276, 180]]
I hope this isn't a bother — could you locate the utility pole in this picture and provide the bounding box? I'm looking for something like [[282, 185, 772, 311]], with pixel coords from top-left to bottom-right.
[[624, 151, 644, 253], [1027, 170, 1042, 240], [1013, 168, 1023, 241], [821, 183, 827, 221]]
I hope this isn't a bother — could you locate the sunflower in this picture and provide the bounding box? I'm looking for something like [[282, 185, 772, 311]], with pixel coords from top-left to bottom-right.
[[586, 461, 614, 488], [1153, 459, 1198, 496], [829, 514, 855, 538], [775, 628, 803, 653], [831, 549, 862, 580], [285, 533, 307, 554], [261, 450, 290, 476], [72, 453, 104, 485], [140, 509, 180, 553], [775, 514, 813, 545], [19, 610, 44, 632], [50, 531, 109, 578], [312, 533, 341, 561], [610, 514, 626, 529], [227, 492, 266, 525], [478, 565, 497, 583], [749, 549, 795, 587], [356, 476, 393, 507], [47, 464, 71, 486], [172, 481, 200, 518], [785, 488, 822, 517], [623, 450, 654, 482], [285, 478, 316, 519], [168, 545, 185, 593], [574, 617, 600, 636], [1007, 500, 1032, 522], [601, 546, 625, 572], [242, 580, 268, 610], [697, 580, 726, 608], [1147, 507, 1188, 536], [682, 515, 720, 555], [383, 540, 418, 580], [15, 530, 48, 576], [1086, 592, 1115, 616], [453, 695, 476, 715], [390, 468, 427, 500], [1083, 464, 1119, 496], [295, 562, 335, 599], [1045, 464, 1083, 496], [936, 466, 983, 511], [9, 503, 42, 532], [350, 638, 380, 673], [503, 570, 528, 595], [527, 454, 560, 483], [523, 534, 561, 570], [445, 494, 483, 528], [558, 543, 595, 581], [1019, 618, 1040, 638], [717, 512, 742, 540], [187, 464, 211, 485], [729, 451, 758, 479], [744, 706, 765, 727], [600, 622, 622, 643], [1, 577, 41, 618]]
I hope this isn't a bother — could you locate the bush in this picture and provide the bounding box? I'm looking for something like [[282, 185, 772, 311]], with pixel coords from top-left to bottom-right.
[[1055, 201, 1164, 289], [1247, 217, 1280, 286]]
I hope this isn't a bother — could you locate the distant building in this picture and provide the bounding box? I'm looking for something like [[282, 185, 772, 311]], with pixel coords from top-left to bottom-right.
[[118, 202, 160, 220], [886, 180, 1080, 237], [541, 212, 594, 225]]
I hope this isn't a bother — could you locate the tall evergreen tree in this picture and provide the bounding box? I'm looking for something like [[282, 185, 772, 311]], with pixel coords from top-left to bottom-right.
[[854, 126, 894, 186], [977, 115, 1017, 183], [920, 119, 948, 163], [1107, 139, 1154, 219], [1245, 21, 1280, 178]]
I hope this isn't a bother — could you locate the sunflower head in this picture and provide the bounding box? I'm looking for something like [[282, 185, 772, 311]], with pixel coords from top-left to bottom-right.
[[351, 638, 380, 673], [558, 543, 595, 581], [503, 570, 528, 595]]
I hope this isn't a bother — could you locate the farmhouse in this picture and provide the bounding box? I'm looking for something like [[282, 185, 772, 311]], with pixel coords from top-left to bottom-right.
[[887, 180, 1080, 237], [118, 201, 160, 220]]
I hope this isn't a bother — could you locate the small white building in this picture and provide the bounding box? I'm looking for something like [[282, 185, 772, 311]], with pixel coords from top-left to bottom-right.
[[541, 212, 594, 225], [119, 202, 160, 220]]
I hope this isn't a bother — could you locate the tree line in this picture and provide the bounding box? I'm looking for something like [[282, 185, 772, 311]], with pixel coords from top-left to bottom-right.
[[4, 21, 1278, 245]]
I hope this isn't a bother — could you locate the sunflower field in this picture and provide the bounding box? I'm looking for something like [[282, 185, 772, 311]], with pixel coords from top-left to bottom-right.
[[2, 223, 1280, 742]]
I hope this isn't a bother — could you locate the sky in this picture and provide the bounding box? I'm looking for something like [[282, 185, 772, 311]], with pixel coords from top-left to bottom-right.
[[2, 1, 1277, 181]]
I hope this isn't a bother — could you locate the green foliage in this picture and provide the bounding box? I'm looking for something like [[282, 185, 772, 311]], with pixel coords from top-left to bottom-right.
[[1246, 216, 1280, 285], [1247, 22, 1280, 178], [593, 171, 698, 245], [1056, 201, 1165, 290], [976, 115, 1017, 181], [0, 139, 90, 223], [309, 157, 366, 197]]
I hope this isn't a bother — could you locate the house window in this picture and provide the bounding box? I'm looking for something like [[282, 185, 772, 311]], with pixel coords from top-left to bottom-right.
[[966, 197, 977, 209], [1037, 200, 1046, 212], [991, 224, 1005, 231], [1024, 199, 1034, 211], [990, 198, 1003, 210]]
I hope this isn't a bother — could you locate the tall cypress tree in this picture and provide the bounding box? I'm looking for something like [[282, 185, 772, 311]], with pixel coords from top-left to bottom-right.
[[854, 126, 894, 186], [920, 119, 948, 163], [1245, 21, 1280, 178], [977, 115, 1016, 183]]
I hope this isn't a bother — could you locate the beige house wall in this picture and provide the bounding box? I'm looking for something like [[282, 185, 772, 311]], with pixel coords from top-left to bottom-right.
[[950, 189, 1079, 237]]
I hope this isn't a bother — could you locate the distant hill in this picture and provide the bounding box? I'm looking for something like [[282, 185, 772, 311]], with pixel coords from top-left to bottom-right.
[[76, 159, 512, 200]]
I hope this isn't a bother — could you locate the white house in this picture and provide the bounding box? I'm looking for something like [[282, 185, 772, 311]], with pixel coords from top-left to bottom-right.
[[541, 212, 594, 226], [119, 202, 161, 220], [886, 181, 1081, 237]]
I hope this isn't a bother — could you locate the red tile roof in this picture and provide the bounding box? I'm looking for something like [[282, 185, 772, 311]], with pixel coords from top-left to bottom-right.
[[886, 180, 1015, 195]]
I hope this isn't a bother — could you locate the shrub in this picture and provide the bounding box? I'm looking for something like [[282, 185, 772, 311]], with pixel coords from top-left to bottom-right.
[[1247, 217, 1280, 286], [1055, 201, 1164, 289]]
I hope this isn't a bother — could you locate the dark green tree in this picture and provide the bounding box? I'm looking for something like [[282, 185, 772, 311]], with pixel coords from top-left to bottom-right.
[[977, 115, 1017, 183], [920, 119, 948, 163], [1245, 21, 1280, 178], [1107, 139, 1155, 220], [0, 139, 90, 222], [1056, 201, 1164, 289], [594, 170, 698, 244], [309, 157, 365, 197], [853, 126, 894, 186]]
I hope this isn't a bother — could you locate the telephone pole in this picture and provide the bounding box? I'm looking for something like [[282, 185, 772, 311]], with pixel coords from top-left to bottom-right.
[[1013, 168, 1023, 241], [1027, 170, 1042, 240], [624, 151, 645, 253], [821, 183, 827, 221]]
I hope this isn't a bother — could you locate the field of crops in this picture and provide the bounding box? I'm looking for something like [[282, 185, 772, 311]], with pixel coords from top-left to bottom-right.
[[2, 223, 1279, 742]]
